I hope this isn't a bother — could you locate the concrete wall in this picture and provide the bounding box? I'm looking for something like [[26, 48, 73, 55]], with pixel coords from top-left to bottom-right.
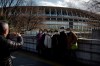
[[92, 29, 100, 39]]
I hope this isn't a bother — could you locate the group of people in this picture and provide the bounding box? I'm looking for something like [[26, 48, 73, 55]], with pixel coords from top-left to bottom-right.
[[0, 20, 77, 66], [36, 28, 78, 60]]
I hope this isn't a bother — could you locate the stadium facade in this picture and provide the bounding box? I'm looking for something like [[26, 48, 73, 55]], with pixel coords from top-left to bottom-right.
[[1, 6, 100, 31], [23, 6, 100, 31]]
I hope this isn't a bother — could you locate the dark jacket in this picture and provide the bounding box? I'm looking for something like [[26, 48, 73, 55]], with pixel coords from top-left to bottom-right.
[[0, 35, 23, 66], [52, 34, 60, 49], [59, 31, 68, 50], [67, 31, 77, 49]]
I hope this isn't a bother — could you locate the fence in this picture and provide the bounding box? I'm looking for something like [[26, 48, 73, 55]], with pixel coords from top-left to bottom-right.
[[22, 35, 100, 65], [76, 38, 100, 65], [22, 35, 37, 52]]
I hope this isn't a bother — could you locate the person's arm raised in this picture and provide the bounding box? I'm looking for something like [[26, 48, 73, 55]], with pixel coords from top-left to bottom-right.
[[5, 33, 23, 49]]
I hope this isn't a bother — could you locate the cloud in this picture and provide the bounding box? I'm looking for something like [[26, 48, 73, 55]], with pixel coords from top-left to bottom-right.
[[18, 0, 99, 13], [36, 0, 90, 10], [64, 0, 90, 2], [38, 0, 68, 7], [63, 0, 89, 9], [38, 1, 56, 6], [23, 0, 91, 10]]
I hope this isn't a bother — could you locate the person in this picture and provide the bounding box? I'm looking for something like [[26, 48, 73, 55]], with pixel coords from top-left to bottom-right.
[[66, 28, 77, 49], [66, 28, 77, 61], [59, 31, 68, 59], [36, 29, 43, 55], [0, 21, 23, 66]]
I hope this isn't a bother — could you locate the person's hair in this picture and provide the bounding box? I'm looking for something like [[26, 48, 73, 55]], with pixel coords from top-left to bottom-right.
[[0, 21, 8, 35]]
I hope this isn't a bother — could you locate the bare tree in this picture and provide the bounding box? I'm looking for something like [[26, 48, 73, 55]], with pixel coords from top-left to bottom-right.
[[0, 0, 46, 32], [0, 0, 24, 20], [87, 0, 100, 13], [20, 0, 45, 31], [0, 0, 25, 32], [81, 0, 100, 30], [11, 7, 45, 32]]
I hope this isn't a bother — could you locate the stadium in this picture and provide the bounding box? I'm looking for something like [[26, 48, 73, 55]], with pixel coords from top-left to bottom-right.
[[11, 6, 100, 30], [9, 6, 100, 37]]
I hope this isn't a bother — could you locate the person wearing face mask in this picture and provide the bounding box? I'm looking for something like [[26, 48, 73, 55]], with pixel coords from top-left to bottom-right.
[[66, 28, 77, 49], [66, 28, 78, 61], [36, 29, 43, 54]]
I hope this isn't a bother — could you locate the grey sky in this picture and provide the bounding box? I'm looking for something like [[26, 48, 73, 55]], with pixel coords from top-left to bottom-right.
[[33, 0, 90, 10], [25, 0, 99, 13]]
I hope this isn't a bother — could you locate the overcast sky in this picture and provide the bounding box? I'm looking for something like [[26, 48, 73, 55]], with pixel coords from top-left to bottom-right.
[[33, 0, 90, 10]]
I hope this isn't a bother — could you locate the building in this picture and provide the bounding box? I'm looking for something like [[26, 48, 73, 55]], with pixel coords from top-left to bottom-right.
[[41, 6, 100, 31], [0, 6, 100, 32]]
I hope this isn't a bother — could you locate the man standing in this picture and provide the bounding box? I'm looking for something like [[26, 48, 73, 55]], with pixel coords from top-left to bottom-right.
[[0, 21, 23, 66]]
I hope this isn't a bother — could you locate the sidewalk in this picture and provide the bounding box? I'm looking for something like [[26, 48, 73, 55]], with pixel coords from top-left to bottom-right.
[[12, 51, 62, 66], [11, 51, 93, 66]]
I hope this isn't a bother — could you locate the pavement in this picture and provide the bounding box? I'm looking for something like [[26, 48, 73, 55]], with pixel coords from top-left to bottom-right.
[[11, 51, 93, 66], [12, 51, 62, 66]]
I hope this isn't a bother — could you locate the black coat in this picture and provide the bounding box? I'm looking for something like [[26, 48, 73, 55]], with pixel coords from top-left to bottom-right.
[[59, 31, 68, 50], [52, 34, 60, 49], [0, 35, 23, 66]]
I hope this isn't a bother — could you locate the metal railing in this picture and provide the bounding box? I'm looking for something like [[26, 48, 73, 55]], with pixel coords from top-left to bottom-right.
[[76, 38, 100, 65], [22, 34, 100, 65]]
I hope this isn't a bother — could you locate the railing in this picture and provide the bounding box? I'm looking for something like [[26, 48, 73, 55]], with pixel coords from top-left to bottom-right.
[[22, 35, 100, 65], [22, 35, 37, 52], [77, 38, 100, 65]]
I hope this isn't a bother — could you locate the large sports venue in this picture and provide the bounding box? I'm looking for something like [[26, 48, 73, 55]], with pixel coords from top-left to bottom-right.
[[1, 6, 100, 32]]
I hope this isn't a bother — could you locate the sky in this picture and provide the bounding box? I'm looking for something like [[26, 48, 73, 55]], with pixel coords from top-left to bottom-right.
[[33, 0, 90, 10], [25, 0, 100, 13]]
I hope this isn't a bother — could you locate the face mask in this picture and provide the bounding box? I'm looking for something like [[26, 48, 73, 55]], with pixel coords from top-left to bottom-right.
[[39, 31, 42, 33], [44, 32, 47, 34], [55, 32, 59, 34], [66, 31, 70, 33], [48, 33, 51, 35], [59, 29, 64, 32]]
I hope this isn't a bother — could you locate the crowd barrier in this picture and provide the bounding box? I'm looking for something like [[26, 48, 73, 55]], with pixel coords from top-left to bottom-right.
[[22, 35, 100, 65]]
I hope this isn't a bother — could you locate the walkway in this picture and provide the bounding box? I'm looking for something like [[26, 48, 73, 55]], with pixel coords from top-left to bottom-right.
[[12, 51, 62, 66], [12, 51, 92, 66]]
